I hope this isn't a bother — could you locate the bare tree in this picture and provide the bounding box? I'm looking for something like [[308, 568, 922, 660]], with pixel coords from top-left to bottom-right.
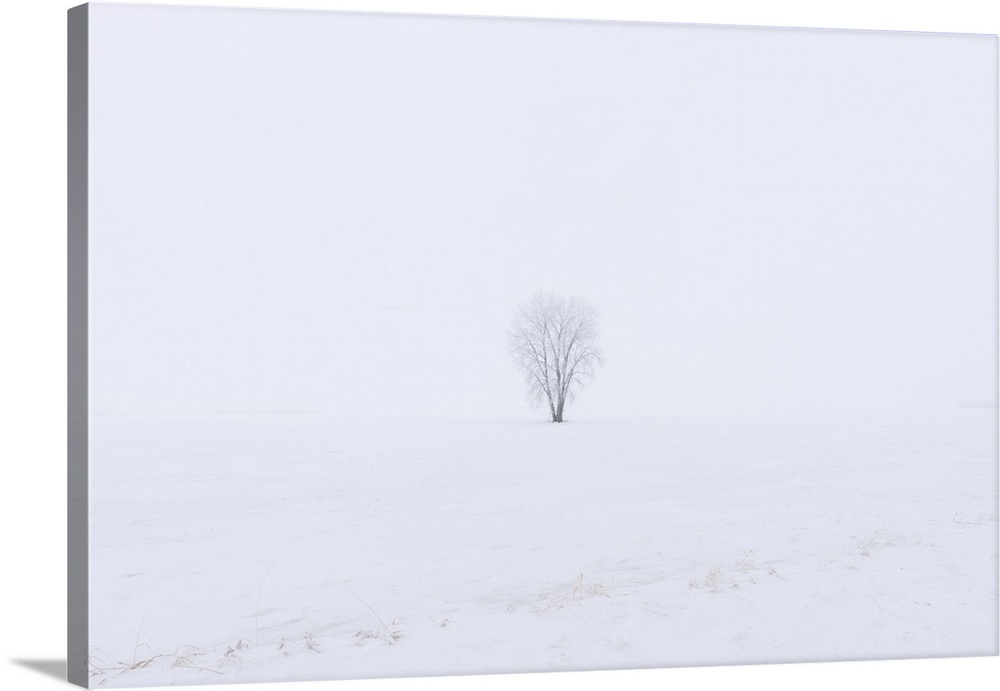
[[507, 292, 604, 423]]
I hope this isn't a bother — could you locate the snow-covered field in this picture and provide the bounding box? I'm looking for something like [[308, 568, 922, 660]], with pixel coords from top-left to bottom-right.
[[87, 411, 998, 687]]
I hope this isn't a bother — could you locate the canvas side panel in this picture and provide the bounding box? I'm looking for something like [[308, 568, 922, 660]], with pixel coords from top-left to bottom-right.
[[992, 32, 1000, 656], [67, 3, 89, 687]]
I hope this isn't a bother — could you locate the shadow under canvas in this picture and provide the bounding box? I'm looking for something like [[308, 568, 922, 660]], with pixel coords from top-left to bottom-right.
[[12, 659, 67, 682]]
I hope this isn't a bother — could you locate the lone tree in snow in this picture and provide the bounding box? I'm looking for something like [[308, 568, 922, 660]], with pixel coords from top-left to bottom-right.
[[508, 292, 604, 423]]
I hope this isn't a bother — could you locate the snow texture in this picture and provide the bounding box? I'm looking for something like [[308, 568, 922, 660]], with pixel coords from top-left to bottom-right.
[[87, 411, 998, 687]]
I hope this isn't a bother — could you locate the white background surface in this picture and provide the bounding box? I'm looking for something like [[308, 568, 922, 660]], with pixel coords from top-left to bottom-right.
[[0, 1, 997, 690]]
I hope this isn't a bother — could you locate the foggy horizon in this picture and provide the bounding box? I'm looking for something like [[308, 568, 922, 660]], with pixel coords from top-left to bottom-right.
[[87, 4, 998, 418]]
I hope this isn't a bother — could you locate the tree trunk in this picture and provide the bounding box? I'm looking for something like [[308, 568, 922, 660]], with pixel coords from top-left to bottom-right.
[[548, 399, 557, 423], [554, 397, 565, 423]]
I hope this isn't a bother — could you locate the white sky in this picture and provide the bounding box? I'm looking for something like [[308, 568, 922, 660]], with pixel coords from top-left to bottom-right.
[[87, 3, 998, 417]]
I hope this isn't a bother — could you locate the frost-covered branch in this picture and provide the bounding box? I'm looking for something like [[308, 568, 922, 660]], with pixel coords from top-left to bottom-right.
[[507, 292, 604, 422]]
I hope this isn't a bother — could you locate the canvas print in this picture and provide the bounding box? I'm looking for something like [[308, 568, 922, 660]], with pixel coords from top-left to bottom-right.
[[68, 2, 999, 687]]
